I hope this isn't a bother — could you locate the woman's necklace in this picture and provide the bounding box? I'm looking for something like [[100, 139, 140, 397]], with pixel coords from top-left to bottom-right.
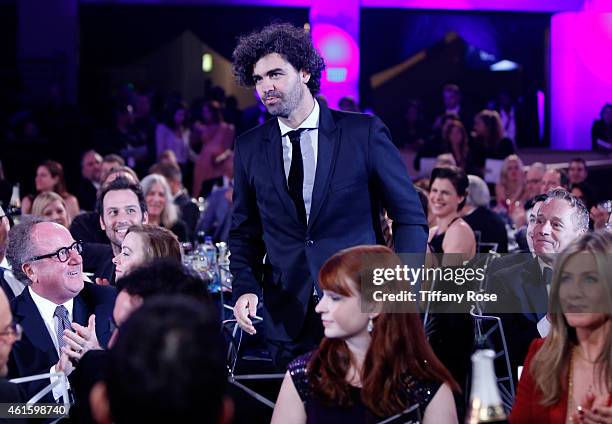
[[567, 346, 598, 424], [567, 348, 576, 424], [576, 345, 599, 364]]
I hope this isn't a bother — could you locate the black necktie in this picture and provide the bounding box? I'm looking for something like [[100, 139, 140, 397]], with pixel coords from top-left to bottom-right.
[[287, 129, 307, 225], [542, 267, 553, 286]]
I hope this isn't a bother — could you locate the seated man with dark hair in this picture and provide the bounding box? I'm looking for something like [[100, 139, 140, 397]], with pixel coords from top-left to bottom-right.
[[90, 296, 232, 424]]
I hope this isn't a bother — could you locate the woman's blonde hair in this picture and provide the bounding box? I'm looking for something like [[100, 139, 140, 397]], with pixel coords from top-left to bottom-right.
[[531, 231, 612, 404], [141, 173, 179, 228], [499, 154, 525, 189], [31, 191, 71, 227]]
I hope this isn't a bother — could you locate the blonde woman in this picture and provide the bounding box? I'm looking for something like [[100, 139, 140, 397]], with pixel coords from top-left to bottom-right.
[[141, 173, 188, 241], [31, 191, 71, 228], [511, 231, 612, 423], [495, 154, 527, 213]]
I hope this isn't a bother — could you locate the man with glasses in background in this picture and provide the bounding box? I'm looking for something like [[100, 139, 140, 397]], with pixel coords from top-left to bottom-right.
[[5, 217, 115, 402], [0, 288, 27, 404]]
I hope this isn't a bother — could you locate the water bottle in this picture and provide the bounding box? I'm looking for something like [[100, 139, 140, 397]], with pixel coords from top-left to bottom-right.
[[216, 242, 231, 291], [8, 184, 21, 224], [192, 231, 209, 275], [202, 236, 220, 292]]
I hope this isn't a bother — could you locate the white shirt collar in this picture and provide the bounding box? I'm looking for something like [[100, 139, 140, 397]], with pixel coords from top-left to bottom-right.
[[277, 99, 320, 137], [0, 257, 9, 269], [29, 287, 74, 322]]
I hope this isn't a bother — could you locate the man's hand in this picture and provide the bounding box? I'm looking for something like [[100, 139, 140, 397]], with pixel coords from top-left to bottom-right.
[[233, 294, 259, 335], [63, 315, 101, 362], [95, 277, 110, 286], [55, 352, 74, 377]]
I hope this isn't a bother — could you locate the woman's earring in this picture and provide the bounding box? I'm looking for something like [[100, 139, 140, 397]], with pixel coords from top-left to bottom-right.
[[367, 317, 374, 333]]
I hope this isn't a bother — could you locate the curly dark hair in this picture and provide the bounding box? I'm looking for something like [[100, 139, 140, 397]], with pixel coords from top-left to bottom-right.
[[232, 23, 326, 95]]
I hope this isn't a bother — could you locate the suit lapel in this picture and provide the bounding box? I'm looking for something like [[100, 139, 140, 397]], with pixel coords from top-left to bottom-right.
[[520, 258, 548, 322], [264, 120, 303, 227], [14, 289, 59, 363], [73, 293, 88, 326], [308, 103, 340, 231]]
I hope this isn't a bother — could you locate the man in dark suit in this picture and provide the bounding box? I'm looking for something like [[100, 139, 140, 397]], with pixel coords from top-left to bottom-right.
[[0, 206, 25, 301], [76, 150, 103, 212], [230, 23, 428, 369], [5, 217, 116, 402], [0, 288, 28, 408], [487, 189, 589, 378]]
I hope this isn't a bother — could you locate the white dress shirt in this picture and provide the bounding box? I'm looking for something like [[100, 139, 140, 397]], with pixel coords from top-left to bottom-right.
[[0, 257, 25, 298], [28, 288, 74, 400], [278, 100, 320, 222]]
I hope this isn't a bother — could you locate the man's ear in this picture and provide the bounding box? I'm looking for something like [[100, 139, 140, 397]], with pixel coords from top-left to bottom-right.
[[99, 216, 106, 231], [22, 263, 36, 284], [142, 211, 149, 224], [90, 382, 112, 424], [301, 70, 311, 85]]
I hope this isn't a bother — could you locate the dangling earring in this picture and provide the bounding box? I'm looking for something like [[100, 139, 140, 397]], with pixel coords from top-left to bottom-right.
[[367, 316, 374, 333]]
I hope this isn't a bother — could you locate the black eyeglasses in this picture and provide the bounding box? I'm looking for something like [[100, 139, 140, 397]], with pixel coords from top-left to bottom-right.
[[28, 241, 83, 263], [0, 322, 22, 341]]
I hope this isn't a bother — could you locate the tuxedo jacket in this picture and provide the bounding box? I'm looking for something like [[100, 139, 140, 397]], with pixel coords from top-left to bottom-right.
[[229, 102, 428, 341], [486, 256, 548, 380], [81, 242, 115, 284], [70, 211, 109, 245], [7, 283, 116, 402], [174, 192, 201, 241], [75, 179, 98, 212], [0, 268, 15, 302]]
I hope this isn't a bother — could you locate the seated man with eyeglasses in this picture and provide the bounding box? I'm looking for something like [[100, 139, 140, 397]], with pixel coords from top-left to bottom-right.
[[5, 217, 116, 403], [0, 288, 28, 408]]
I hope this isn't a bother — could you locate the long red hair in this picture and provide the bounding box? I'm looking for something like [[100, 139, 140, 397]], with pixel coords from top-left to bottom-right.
[[308, 245, 459, 417]]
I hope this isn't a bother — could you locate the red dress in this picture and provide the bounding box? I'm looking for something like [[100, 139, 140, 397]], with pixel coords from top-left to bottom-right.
[[510, 338, 569, 423]]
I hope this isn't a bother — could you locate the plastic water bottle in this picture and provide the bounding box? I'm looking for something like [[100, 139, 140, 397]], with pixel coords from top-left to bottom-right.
[[202, 236, 220, 292]]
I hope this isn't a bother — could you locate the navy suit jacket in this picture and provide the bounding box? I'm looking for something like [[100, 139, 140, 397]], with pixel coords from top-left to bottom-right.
[[7, 282, 116, 402], [197, 187, 233, 243], [229, 102, 428, 341], [486, 257, 548, 380]]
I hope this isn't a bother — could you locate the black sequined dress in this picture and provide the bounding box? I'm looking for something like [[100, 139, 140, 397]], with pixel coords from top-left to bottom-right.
[[288, 352, 441, 423]]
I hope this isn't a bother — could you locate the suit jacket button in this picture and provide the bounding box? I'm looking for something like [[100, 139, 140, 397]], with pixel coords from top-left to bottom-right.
[[305, 239, 314, 247]]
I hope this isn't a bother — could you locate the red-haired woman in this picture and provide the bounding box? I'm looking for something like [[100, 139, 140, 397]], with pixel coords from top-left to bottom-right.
[[271, 245, 459, 423]]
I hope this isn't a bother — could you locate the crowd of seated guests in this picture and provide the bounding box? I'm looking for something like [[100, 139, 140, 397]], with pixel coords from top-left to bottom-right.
[[412, 84, 517, 178], [1, 78, 611, 423]]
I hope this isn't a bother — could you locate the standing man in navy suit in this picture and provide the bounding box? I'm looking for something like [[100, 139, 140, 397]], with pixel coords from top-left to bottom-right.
[[230, 23, 428, 369], [5, 217, 116, 402]]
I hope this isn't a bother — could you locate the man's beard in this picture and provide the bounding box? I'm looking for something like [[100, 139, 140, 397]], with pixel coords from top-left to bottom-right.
[[262, 78, 303, 118]]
